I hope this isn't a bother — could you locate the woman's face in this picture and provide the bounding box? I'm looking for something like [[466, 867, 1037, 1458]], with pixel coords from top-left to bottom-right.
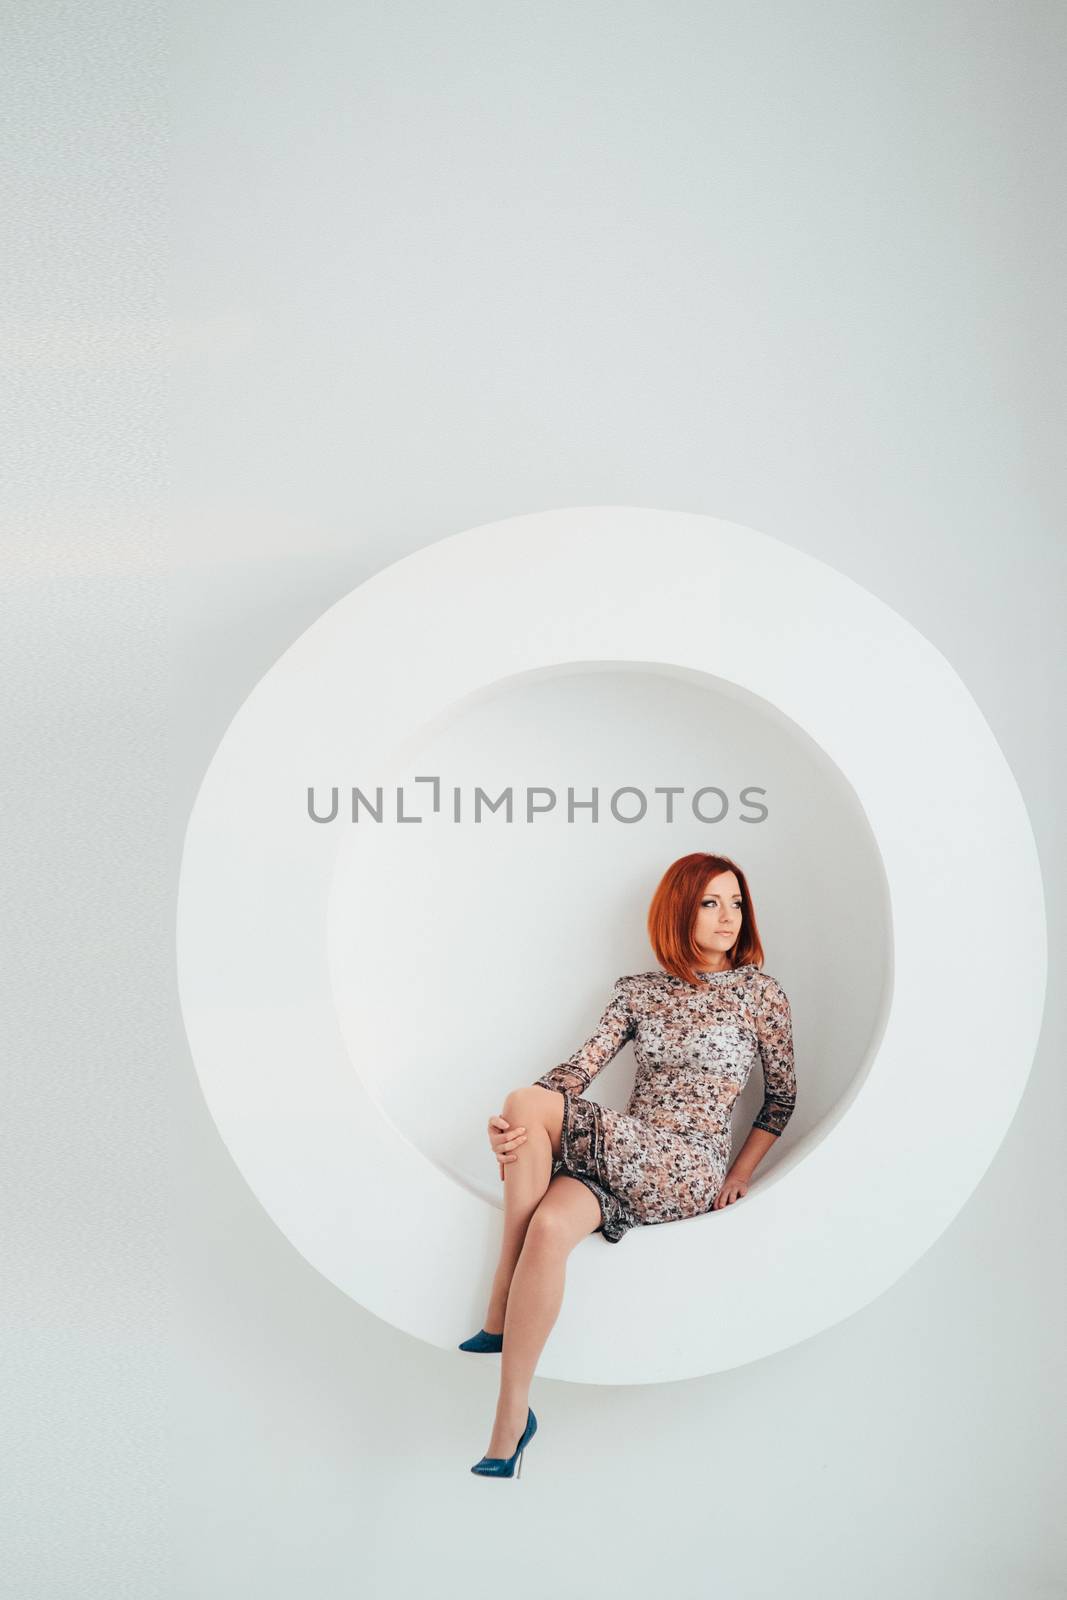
[[693, 870, 743, 962]]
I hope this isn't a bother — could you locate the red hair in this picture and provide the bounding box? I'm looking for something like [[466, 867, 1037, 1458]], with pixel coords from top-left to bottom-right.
[[647, 853, 765, 986]]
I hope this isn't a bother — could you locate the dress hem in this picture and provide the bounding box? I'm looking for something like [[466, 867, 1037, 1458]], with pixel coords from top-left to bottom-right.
[[551, 1090, 638, 1245]]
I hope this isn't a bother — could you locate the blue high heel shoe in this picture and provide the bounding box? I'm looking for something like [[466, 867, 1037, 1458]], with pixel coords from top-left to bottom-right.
[[458, 1327, 503, 1353], [470, 1407, 537, 1478]]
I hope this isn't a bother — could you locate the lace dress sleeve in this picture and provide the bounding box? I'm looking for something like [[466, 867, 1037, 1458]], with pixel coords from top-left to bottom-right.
[[532, 977, 636, 1096], [751, 976, 797, 1137]]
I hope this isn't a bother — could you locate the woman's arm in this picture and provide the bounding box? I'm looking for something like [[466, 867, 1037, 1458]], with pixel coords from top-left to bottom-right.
[[532, 976, 636, 1096], [729, 977, 797, 1183], [725, 1126, 780, 1185]]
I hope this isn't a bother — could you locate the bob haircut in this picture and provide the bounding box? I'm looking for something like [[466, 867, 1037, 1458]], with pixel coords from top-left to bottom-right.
[[647, 852, 765, 986]]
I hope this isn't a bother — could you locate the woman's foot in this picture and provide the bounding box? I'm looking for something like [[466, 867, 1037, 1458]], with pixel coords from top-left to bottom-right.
[[484, 1404, 529, 1461]]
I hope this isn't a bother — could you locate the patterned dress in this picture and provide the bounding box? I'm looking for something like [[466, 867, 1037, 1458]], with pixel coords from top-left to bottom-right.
[[531, 964, 796, 1243]]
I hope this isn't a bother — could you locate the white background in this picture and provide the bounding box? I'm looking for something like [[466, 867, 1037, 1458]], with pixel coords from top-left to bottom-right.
[[7, 3, 1065, 1597]]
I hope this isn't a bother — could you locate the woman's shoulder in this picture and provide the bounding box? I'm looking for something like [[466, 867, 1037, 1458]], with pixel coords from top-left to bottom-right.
[[749, 968, 789, 1003], [609, 970, 667, 1003]]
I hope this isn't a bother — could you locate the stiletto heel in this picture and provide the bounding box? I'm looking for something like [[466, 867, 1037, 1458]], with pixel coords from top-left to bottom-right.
[[458, 1327, 503, 1353], [470, 1407, 537, 1478]]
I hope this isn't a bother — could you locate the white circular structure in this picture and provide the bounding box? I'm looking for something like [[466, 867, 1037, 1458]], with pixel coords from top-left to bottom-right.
[[176, 506, 1047, 1385]]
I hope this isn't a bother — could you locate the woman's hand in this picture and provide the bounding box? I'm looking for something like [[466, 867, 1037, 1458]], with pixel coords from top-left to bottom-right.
[[487, 1114, 527, 1181], [713, 1171, 750, 1208]]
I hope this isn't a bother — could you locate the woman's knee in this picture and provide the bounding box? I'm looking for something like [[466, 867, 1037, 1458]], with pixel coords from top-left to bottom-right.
[[501, 1086, 564, 1159], [522, 1204, 574, 1253], [524, 1181, 600, 1251], [501, 1085, 549, 1122]]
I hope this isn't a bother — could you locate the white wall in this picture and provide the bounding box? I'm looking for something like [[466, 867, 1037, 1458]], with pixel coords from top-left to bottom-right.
[[9, 2, 1065, 1596]]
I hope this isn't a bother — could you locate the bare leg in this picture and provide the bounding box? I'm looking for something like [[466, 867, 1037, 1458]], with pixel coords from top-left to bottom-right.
[[483, 1087, 563, 1332], [483, 1175, 601, 1460]]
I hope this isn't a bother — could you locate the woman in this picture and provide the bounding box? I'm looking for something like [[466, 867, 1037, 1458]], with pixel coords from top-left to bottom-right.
[[463, 851, 798, 1478]]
